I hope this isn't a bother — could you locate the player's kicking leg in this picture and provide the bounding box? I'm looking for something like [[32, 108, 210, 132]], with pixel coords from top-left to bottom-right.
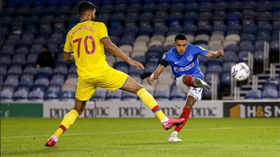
[[121, 77, 185, 130], [183, 75, 211, 91], [168, 96, 196, 142], [46, 99, 86, 146]]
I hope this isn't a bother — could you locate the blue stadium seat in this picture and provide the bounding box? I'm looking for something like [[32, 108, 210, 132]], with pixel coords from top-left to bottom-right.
[[29, 90, 44, 100], [4, 78, 19, 87], [99, 4, 113, 13], [221, 72, 231, 86], [56, 6, 71, 15], [153, 11, 168, 22], [213, 20, 227, 31], [127, 3, 142, 12], [271, 40, 279, 53], [0, 90, 14, 99], [183, 12, 197, 21], [198, 21, 212, 32], [238, 51, 249, 62], [91, 88, 107, 101], [255, 41, 265, 51], [38, 67, 53, 75], [257, 1, 271, 11], [257, 11, 272, 21], [13, 90, 29, 101], [0, 56, 11, 65], [199, 2, 213, 12], [122, 91, 138, 101], [240, 41, 255, 52], [170, 88, 185, 100], [129, 65, 144, 75], [45, 90, 60, 100], [1, 16, 13, 27], [53, 23, 66, 33], [110, 13, 125, 22], [110, 36, 120, 46], [198, 12, 213, 21], [50, 77, 65, 86], [240, 33, 255, 42], [34, 37, 47, 45], [125, 12, 139, 23], [142, 2, 156, 12], [228, 2, 242, 11], [144, 62, 158, 74], [68, 14, 80, 24], [25, 25, 38, 34], [8, 66, 22, 75], [60, 91, 75, 99], [185, 2, 199, 12], [19, 77, 34, 87], [106, 90, 122, 100], [254, 51, 264, 64], [146, 51, 161, 63], [262, 88, 278, 99], [257, 31, 271, 41], [245, 89, 262, 99], [113, 3, 127, 13], [155, 90, 170, 100], [0, 67, 7, 76], [139, 12, 154, 22], [243, 21, 257, 34], [2, 45, 15, 55], [207, 65, 222, 73], [12, 16, 26, 26], [35, 78, 49, 87], [23, 67, 37, 75], [170, 2, 185, 12], [16, 6, 30, 14], [1, 7, 15, 16], [243, 10, 257, 19], [213, 11, 227, 20]]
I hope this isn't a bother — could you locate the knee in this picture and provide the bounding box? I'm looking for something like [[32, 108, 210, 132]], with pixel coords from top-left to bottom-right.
[[182, 75, 189, 86], [184, 103, 194, 109], [132, 84, 144, 94]]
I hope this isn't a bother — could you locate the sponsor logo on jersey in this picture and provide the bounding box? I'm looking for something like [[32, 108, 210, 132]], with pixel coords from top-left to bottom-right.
[[173, 62, 195, 73]]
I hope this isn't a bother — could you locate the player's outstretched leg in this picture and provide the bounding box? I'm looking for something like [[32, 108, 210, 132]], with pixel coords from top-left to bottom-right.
[[45, 99, 86, 146], [183, 75, 210, 91], [121, 77, 185, 130], [168, 96, 196, 142]]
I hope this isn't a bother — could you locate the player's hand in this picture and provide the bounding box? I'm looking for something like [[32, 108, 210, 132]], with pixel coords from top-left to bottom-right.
[[127, 59, 145, 70], [216, 49, 224, 58], [147, 77, 154, 85]]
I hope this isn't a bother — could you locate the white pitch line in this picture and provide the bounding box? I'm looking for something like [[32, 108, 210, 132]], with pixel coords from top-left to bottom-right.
[[1, 126, 279, 139]]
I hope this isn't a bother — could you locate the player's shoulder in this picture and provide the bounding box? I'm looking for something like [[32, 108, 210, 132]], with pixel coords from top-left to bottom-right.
[[93, 21, 107, 28]]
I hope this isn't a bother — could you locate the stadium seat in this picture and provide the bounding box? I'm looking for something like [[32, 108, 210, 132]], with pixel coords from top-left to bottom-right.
[[0, 90, 13, 99], [221, 72, 231, 86], [91, 88, 107, 101], [170, 88, 185, 100], [8, 66, 22, 75], [262, 88, 278, 99], [245, 89, 262, 99], [240, 41, 255, 52], [13, 90, 29, 100]]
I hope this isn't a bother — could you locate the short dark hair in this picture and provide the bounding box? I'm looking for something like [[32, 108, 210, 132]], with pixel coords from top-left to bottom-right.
[[175, 33, 187, 42], [78, 1, 96, 17], [42, 45, 49, 49]]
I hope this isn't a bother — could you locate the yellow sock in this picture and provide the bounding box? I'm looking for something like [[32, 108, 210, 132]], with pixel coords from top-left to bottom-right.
[[137, 88, 167, 121], [53, 110, 79, 138]]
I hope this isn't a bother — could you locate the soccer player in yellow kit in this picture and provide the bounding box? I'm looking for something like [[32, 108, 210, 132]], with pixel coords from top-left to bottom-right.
[[46, 1, 185, 146]]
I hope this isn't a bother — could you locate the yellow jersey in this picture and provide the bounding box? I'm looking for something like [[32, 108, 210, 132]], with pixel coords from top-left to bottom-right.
[[64, 20, 110, 79]]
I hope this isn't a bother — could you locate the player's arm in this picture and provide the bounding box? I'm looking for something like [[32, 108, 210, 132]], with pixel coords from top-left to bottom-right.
[[62, 52, 74, 62], [205, 49, 224, 59], [147, 60, 167, 85], [101, 38, 144, 70]]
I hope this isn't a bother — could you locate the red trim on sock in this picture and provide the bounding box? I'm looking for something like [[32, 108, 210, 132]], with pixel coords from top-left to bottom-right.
[[151, 105, 160, 113], [186, 75, 197, 88], [59, 125, 67, 132], [174, 107, 192, 133]]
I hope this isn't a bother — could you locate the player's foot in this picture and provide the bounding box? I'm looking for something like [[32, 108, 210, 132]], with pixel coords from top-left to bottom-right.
[[192, 77, 211, 91], [45, 137, 56, 147], [162, 118, 185, 130], [168, 135, 182, 142]]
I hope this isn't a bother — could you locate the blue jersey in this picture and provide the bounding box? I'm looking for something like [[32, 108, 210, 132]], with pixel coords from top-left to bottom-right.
[[163, 44, 208, 80]]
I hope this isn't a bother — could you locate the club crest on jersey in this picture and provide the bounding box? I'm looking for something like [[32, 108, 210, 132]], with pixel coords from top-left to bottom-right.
[[187, 55, 193, 61]]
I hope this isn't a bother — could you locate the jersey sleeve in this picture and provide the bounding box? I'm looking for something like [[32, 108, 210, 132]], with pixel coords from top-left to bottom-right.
[[63, 32, 72, 53], [193, 45, 209, 57], [99, 23, 109, 41]]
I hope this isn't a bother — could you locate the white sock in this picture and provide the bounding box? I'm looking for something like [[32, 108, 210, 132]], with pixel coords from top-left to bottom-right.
[[51, 135, 58, 142], [171, 131, 178, 137], [161, 117, 169, 123]]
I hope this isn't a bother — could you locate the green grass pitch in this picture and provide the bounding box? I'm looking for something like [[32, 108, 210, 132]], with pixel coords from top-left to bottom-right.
[[1, 118, 279, 157]]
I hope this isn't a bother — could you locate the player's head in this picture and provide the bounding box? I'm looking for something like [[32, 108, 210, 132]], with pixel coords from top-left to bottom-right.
[[78, 1, 96, 21], [42, 45, 49, 53], [174, 33, 188, 55]]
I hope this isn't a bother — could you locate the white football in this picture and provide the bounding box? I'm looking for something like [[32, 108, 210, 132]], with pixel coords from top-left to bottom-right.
[[231, 62, 250, 81]]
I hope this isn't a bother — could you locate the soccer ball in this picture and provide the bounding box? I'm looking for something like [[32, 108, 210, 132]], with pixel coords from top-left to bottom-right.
[[231, 62, 250, 81]]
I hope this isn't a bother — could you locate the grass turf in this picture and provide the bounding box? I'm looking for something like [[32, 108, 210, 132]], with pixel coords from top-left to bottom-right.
[[1, 118, 279, 157]]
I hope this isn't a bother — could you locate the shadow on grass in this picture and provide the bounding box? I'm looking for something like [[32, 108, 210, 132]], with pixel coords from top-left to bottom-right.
[[1, 148, 81, 156]]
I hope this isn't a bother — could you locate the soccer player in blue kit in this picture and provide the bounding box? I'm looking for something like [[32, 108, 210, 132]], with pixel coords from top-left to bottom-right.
[[147, 34, 224, 142]]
